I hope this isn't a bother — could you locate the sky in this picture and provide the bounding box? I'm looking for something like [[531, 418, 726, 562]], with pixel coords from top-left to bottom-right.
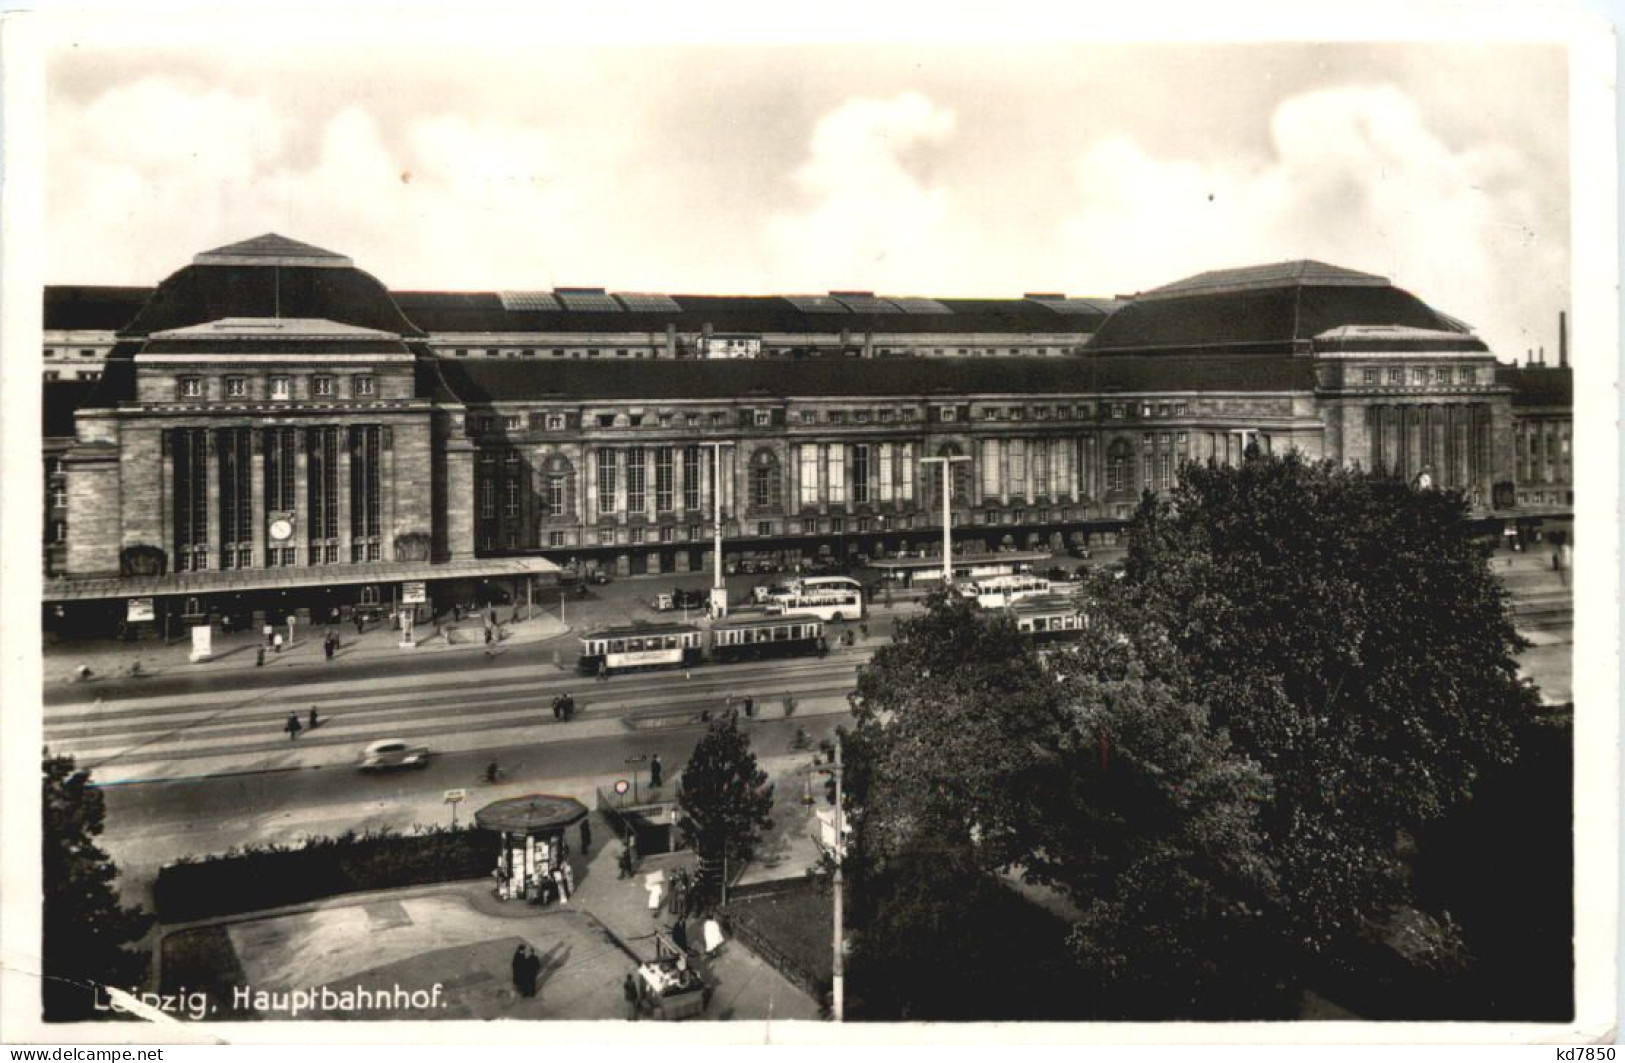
[[41, 29, 1571, 362]]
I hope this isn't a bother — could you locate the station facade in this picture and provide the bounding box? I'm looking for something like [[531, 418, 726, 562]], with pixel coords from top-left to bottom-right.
[[42, 235, 1570, 629]]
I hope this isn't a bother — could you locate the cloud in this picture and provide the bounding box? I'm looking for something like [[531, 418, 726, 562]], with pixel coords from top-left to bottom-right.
[[1058, 84, 1565, 359], [766, 92, 958, 291]]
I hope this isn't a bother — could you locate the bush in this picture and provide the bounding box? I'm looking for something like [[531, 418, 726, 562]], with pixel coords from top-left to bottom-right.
[[154, 825, 490, 923]]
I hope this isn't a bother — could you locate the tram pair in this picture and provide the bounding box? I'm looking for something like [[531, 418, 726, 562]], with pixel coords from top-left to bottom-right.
[[578, 614, 828, 675]]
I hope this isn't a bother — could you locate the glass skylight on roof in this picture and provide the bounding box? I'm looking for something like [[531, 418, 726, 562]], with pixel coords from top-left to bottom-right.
[[832, 294, 901, 314], [1027, 296, 1113, 315], [891, 297, 952, 315], [615, 293, 681, 313], [556, 289, 622, 312], [784, 295, 850, 314], [499, 291, 561, 312]]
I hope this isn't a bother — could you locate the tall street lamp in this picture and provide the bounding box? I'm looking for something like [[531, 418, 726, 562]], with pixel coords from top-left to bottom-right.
[[920, 454, 972, 586], [697, 441, 736, 618]]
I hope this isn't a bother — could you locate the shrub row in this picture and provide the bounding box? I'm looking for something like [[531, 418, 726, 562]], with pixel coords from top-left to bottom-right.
[[154, 825, 491, 924]]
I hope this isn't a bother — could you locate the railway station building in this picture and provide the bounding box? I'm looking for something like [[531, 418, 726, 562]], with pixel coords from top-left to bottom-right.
[[41, 234, 1572, 633]]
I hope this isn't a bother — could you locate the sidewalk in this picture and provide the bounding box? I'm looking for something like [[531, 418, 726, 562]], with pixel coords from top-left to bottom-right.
[[44, 611, 571, 685]]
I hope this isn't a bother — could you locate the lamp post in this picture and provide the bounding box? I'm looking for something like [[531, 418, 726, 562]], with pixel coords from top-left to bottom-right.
[[920, 455, 972, 586], [799, 731, 846, 1021], [698, 442, 735, 618]]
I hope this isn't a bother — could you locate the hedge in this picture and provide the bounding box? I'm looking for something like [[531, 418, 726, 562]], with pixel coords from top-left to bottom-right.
[[154, 825, 491, 924]]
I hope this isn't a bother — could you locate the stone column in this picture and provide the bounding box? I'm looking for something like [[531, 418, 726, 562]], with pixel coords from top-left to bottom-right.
[[160, 429, 174, 561], [444, 437, 476, 561]]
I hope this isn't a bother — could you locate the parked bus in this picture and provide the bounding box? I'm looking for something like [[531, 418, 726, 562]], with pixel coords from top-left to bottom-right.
[[764, 576, 865, 622], [578, 615, 827, 675], [960, 574, 1053, 610]]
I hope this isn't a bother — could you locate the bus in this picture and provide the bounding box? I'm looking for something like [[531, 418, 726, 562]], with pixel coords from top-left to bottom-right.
[[960, 574, 1053, 610], [578, 616, 828, 674], [765, 576, 865, 622]]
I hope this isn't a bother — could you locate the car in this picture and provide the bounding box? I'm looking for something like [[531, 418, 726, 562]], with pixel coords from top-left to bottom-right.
[[357, 739, 431, 771], [1068, 544, 1094, 560], [587, 569, 612, 585], [1044, 566, 1072, 582], [672, 588, 707, 610]]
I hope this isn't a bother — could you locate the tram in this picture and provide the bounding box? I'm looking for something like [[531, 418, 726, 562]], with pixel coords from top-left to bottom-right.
[[578, 615, 827, 675], [1009, 594, 1089, 643]]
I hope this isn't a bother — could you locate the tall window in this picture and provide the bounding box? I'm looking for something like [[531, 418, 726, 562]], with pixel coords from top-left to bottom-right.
[[597, 449, 618, 514], [655, 446, 674, 511], [503, 450, 522, 520], [626, 447, 646, 512], [270, 376, 291, 400], [1158, 433, 1173, 490], [264, 427, 297, 512], [1108, 439, 1132, 495], [180, 377, 204, 399], [852, 444, 871, 504], [172, 430, 209, 571], [901, 443, 916, 501], [799, 445, 819, 506], [750, 449, 781, 508], [826, 443, 846, 504], [682, 446, 702, 510], [981, 439, 1002, 497], [351, 427, 383, 561], [878, 443, 894, 502], [544, 470, 566, 517], [479, 453, 497, 519], [219, 428, 253, 569], [307, 427, 341, 564], [1009, 439, 1027, 497], [1032, 440, 1049, 498]]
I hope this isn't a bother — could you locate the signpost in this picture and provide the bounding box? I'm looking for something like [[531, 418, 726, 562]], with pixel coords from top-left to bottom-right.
[[623, 755, 648, 803], [444, 788, 467, 827], [403, 581, 427, 605]]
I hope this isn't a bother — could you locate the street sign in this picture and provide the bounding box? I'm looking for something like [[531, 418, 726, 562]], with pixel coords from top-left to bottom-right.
[[613, 779, 630, 795], [127, 597, 154, 623], [624, 755, 648, 764], [402, 581, 427, 605], [444, 788, 467, 804]]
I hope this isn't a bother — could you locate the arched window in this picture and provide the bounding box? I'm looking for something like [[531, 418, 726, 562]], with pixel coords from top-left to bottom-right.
[[540, 453, 577, 518], [1107, 439, 1133, 496], [749, 448, 782, 509]]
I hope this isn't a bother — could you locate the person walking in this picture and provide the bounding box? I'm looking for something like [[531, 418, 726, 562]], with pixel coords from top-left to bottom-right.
[[617, 842, 634, 880], [511, 945, 527, 996], [551, 695, 563, 721], [273, 632, 284, 654], [323, 635, 335, 662], [354, 613, 364, 636], [648, 753, 663, 789], [255, 647, 265, 668], [308, 706, 320, 731], [623, 971, 641, 1020], [285, 712, 302, 741], [597, 660, 609, 682]]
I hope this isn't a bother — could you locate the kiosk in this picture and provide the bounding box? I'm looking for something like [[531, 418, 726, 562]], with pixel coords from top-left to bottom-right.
[[474, 794, 589, 905]]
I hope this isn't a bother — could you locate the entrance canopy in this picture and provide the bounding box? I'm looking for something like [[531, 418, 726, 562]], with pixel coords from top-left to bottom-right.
[[41, 556, 561, 603], [475, 793, 590, 834]]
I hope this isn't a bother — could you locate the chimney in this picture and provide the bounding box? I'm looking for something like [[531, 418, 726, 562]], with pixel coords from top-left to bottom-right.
[[1538, 345, 1545, 366], [1559, 311, 1568, 368]]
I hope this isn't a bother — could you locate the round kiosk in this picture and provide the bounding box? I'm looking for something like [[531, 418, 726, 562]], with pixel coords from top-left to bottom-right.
[[475, 794, 589, 905]]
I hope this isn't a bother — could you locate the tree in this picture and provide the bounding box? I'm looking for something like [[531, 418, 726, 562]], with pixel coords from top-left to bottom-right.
[[42, 751, 152, 1021], [1038, 601, 1288, 1017], [676, 713, 774, 878], [1122, 451, 1536, 962]]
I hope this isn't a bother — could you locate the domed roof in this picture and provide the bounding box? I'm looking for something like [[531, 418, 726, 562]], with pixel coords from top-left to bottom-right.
[[1088, 260, 1477, 354], [119, 234, 424, 338]]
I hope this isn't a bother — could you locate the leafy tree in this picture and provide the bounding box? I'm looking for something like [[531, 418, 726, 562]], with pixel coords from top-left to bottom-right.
[[1122, 451, 1536, 961], [1039, 601, 1288, 1017], [42, 751, 152, 1021], [676, 713, 774, 875]]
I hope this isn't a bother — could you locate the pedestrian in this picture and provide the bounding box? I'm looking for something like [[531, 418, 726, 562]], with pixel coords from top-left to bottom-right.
[[273, 632, 284, 654], [285, 712, 302, 740], [484, 626, 494, 646], [323, 636, 334, 661], [859, 622, 869, 640], [598, 660, 609, 682], [617, 842, 634, 880], [511, 944, 527, 995], [561, 694, 575, 722], [623, 972, 641, 1020], [649, 753, 663, 789], [308, 706, 320, 731], [263, 623, 274, 648], [489, 606, 498, 627], [744, 696, 755, 719], [255, 647, 265, 668], [579, 818, 592, 855], [354, 614, 364, 636], [552, 695, 563, 721]]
